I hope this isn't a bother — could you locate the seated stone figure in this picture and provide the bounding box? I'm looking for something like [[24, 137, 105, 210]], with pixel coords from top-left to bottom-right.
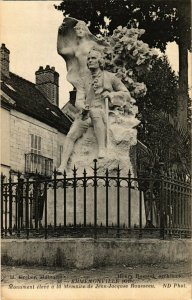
[[58, 48, 132, 173]]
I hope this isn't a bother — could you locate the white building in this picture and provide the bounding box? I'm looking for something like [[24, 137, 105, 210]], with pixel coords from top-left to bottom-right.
[[0, 43, 72, 179]]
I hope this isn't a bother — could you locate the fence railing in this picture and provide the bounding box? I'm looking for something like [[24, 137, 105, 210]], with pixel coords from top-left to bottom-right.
[[1, 160, 191, 239]]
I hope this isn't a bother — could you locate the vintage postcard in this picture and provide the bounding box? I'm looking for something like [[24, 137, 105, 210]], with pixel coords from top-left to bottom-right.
[[1, 1, 191, 300]]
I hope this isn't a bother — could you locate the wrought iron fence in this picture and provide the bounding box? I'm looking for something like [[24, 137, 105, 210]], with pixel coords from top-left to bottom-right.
[[1, 159, 191, 239]]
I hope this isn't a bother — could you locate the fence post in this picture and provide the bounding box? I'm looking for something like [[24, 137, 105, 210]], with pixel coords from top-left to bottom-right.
[[73, 166, 77, 227], [1, 174, 5, 236], [164, 171, 169, 230], [83, 169, 87, 227], [128, 169, 131, 229], [187, 179, 191, 231], [139, 189, 143, 238], [53, 168, 57, 231], [34, 171, 39, 232], [181, 175, 185, 230], [29, 185, 33, 230], [16, 172, 20, 237], [8, 172, 13, 235], [159, 163, 165, 239], [105, 168, 109, 234], [167, 170, 171, 237], [188, 181, 192, 233], [93, 159, 98, 238], [17, 172, 24, 237], [149, 167, 154, 227], [117, 165, 120, 238], [4, 184, 8, 236], [44, 181, 48, 239], [25, 176, 29, 239], [177, 172, 181, 231], [20, 178, 24, 231], [63, 170, 67, 228]]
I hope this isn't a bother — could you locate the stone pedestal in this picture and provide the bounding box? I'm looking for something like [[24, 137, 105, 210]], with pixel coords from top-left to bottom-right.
[[46, 185, 145, 227]]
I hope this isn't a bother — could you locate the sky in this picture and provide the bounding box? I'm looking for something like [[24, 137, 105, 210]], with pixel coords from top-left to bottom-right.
[[1, 1, 191, 108]]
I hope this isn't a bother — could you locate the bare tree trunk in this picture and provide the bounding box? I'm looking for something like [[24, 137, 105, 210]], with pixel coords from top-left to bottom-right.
[[177, 41, 188, 129], [177, 1, 190, 130]]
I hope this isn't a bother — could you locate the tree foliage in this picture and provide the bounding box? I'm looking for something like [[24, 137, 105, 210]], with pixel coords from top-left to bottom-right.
[[138, 55, 178, 113], [138, 108, 191, 174], [135, 55, 186, 171], [55, 0, 191, 52]]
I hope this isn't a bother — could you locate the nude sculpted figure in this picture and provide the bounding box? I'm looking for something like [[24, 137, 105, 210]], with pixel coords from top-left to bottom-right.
[[57, 17, 109, 108]]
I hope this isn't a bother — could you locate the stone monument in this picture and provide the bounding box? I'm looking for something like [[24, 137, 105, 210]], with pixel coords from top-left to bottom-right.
[[45, 18, 145, 227], [57, 17, 139, 176]]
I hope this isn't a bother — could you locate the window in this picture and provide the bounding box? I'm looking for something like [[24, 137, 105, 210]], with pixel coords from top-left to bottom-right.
[[30, 134, 42, 173], [25, 135, 53, 176], [30, 134, 41, 154], [59, 145, 63, 166]]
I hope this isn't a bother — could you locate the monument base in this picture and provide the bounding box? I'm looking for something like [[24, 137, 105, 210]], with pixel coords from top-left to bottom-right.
[[46, 185, 145, 227]]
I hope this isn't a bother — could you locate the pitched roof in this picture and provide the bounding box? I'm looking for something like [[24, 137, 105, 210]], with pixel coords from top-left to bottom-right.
[[1, 72, 72, 134]]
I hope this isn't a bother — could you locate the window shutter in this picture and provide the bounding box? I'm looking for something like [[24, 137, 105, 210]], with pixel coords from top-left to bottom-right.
[[30, 134, 41, 155], [38, 136, 41, 154], [59, 145, 63, 165]]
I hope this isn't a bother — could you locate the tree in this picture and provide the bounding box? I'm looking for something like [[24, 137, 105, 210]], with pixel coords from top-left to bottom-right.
[[55, 0, 191, 128], [137, 55, 178, 114], [136, 56, 190, 175]]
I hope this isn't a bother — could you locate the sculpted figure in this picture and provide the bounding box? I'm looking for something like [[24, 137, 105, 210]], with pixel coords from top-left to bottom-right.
[[57, 17, 109, 108], [58, 48, 132, 172]]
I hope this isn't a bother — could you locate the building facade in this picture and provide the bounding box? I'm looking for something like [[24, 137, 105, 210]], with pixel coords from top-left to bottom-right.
[[0, 43, 72, 179]]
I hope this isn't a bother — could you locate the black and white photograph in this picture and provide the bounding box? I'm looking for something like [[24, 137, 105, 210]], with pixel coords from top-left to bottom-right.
[[1, 1, 191, 299]]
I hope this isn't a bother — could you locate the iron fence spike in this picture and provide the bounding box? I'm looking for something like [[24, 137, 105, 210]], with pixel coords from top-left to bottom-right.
[[149, 166, 153, 175], [183, 174, 186, 182]]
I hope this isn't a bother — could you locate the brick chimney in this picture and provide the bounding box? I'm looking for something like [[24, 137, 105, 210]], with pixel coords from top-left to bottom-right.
[[69, 89, 77, 106], [35, 65, 59, 106], [0, 43, 10, 78]]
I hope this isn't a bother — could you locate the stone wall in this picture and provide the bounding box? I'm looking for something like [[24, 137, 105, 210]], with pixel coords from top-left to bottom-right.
[[1, 106, 11, 177], [1, 239, 191, 269]]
